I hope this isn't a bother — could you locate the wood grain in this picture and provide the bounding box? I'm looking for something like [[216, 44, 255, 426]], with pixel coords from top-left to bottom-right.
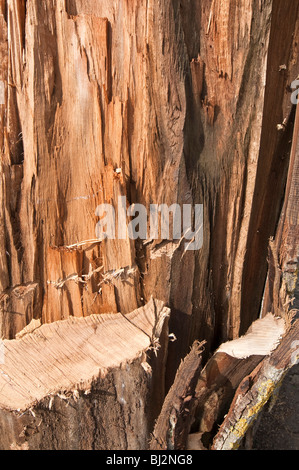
[[0, 298, 170, 449]]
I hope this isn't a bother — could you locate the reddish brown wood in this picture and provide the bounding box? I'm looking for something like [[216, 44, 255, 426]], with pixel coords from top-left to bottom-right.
[[0, 0, 298, 451]]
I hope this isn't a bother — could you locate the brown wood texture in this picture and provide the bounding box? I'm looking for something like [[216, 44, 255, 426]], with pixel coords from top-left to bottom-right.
[[240, 0, 299, 333], [212, 319, 299, 450], [211, 100, 299, 451], [0, 0, 298, 451], [0, 299, 170, 450], [182, 313, 285, 449], [262, 89, 299, 319], [0, 0, 285, 358], [150, 341, 205, 450]]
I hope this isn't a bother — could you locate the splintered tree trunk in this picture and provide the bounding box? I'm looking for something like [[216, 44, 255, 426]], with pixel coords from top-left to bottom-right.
[[0, 299, 170, 450], [0, 0, 298, 450]]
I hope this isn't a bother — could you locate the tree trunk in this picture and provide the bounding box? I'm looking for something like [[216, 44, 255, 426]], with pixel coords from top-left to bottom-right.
[[0, 299, 169, 450], [0, 0, 298, 450]]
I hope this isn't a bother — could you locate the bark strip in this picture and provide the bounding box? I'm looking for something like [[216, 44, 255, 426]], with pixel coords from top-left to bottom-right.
[[150, 341, 205, 450], [212, 319, 299, 450]]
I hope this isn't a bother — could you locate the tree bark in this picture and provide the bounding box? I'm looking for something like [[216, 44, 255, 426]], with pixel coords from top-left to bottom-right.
[[0, 0, 298, 450], [150, 341, 205, 451], [212, 319, 299, 450]]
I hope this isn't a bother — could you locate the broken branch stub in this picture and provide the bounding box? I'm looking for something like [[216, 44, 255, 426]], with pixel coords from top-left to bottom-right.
[[212, 319, 299, 450], [0, 299, 170, 450], [187, 313, 286, 449], [150, 341, 206, 450]]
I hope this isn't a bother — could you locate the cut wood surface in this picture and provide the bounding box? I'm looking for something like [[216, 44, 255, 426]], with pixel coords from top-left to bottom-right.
[[217, 314, 285, 359], [0, 299, 169, 450], [0, 298, 169, 412]]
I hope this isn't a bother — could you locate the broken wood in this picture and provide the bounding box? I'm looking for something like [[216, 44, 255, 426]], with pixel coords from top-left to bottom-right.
[[212, 319, 299, 450], [210, 99, 299, 451], [150, 312, 288, 451], [0, 0, 298, 451], [0, 299, 169, 450], [262, 90, 299, 320], [150, 341, 205, 451], [184, 313, 285, 449], [0, 0, 284, 366]]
